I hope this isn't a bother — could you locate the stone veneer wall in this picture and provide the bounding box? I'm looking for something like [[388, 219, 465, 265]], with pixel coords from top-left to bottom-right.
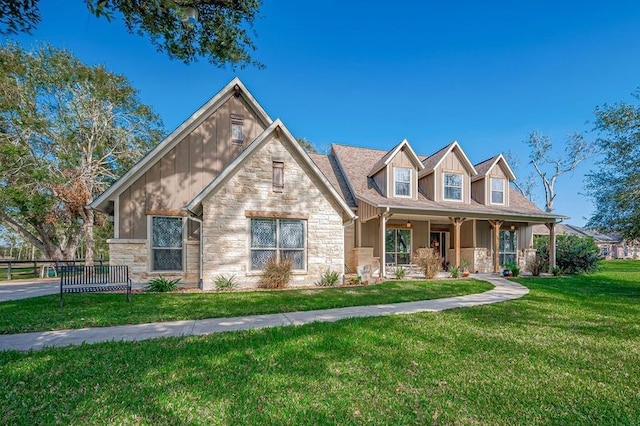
[[200, 136, 345, 289], [108, 238, 199, 285]]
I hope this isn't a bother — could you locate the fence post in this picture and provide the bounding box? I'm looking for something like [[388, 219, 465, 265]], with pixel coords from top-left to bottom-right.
[[33, 260, 37, 278], [7, 261, 10, 281]]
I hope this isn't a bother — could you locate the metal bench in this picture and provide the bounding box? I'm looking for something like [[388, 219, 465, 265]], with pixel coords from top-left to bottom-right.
[[59, 265, 131, 307]]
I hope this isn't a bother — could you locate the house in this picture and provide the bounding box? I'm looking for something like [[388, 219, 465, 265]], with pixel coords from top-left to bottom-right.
[[532, 224, 639, 260], [91, 78, 567, 288]]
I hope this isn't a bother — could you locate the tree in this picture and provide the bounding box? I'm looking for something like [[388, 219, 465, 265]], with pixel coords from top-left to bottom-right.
[[0, 0, 262, 68], [296, 137, 317, 154], [0, 43, 163, 261], [586, 92, 640, 239], [519, 131, 593, 212], [505, 150, 538, 202]]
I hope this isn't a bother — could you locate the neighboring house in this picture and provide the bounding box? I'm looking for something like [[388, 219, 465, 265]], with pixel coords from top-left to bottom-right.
[[91, 78, 566, 288], [532, 224, 640, 260]]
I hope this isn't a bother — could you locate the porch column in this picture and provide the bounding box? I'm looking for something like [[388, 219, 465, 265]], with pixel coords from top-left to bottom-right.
[[489, 220, 504, 273], [379, 213, 388, 278], [545, 222, 556, 273], [449, 217, 466, 267], [355, 218, 362, 248]]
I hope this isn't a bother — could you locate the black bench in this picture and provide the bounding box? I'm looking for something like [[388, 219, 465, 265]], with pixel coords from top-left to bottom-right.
[[59, 265, 132, 307]]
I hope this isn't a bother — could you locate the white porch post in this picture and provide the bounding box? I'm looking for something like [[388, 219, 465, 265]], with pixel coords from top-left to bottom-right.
[[545, 222, 556, 272]]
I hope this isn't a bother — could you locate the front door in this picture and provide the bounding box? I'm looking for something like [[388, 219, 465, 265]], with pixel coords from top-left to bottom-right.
[[385, 228, 412, 265], [430, 231, 448, 261]]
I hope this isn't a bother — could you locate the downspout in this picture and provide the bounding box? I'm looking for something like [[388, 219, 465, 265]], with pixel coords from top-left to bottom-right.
[[185, 211, 204, 290]]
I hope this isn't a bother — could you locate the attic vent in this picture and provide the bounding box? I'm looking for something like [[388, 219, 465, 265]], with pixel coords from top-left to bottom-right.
[[231, 114, 244, 145]]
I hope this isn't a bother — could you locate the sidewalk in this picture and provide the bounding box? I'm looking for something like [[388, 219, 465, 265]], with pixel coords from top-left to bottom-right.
[[0, 275, 528, 352]]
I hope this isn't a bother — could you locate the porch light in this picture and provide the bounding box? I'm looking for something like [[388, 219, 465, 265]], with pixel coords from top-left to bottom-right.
[[510, 224, 516, 231], [406, 221, 412, 228]]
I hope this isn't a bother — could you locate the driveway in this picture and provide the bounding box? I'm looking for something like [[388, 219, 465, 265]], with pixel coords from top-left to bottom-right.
[[0, 279, 59, 302]]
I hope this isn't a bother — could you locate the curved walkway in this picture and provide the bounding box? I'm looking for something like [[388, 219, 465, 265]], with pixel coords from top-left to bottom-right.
[[0, 274, 528, 352]]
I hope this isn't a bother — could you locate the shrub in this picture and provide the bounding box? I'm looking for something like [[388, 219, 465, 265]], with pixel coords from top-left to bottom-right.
[[350, 275, 363, 285], [394, 267, 406, 280], [316, 270, 340, 287], [505, 261, 520, 277], [535, 234, 601, 274], [528, 255, 545, 276], [449, 265, 460, 278], [259, 258, 292, 289], [460, 258, 470, 272], [413, 248, 441, 279], [552, 266, 562, 276], [146, 276, 181, 292], [213, 274, 237, 291]]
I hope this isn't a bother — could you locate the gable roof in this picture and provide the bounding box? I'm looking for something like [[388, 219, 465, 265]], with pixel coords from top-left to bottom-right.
[[90, 77, 272, 213], [185, 119, 355, 221], [308, 153, 357, 208], [367, 139, 424, 177], [332, 143, 567, 222], [472, 154, 516, 181], [419, 141, 477, 177]]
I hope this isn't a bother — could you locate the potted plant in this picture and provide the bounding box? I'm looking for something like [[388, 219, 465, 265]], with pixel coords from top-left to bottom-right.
[[460, 259, 470, 277]]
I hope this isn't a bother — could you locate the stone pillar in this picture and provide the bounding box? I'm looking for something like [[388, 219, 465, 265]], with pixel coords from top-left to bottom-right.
[[488, 220, 504, 273]]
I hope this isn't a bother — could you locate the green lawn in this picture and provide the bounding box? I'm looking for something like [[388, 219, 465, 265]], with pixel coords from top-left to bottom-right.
[[1, 261, 639, 424], [0, 279, 492, 334]]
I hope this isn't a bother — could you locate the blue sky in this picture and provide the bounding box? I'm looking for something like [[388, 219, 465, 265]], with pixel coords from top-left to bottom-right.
[[10, 1, 640, 226]]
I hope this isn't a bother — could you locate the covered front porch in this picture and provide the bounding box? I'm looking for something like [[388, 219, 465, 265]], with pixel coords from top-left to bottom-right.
[[346, 202, 560, 279]]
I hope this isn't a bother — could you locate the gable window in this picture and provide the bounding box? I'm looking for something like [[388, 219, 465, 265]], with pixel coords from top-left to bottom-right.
[[231, 114, 244, 144], [491, 178, 505, 204], [273, 161, 284, 192], [250, 218, 305, 270], [443, 173, 463, 201], [394, 167, 411, 197], [151, 216, 183, 271]]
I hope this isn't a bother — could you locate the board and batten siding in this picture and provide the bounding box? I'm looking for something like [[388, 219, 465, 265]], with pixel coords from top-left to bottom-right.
[[389, 148, 419, 200], [486, 163, 510, 206], [434, 150, 471, 203], [117, 95, 266, 239]]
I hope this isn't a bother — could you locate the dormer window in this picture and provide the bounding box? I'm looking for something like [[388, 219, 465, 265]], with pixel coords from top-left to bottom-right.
[[443, 172, 463, 201], [394, 167, 411, 197], [491, 178, 505, 204]]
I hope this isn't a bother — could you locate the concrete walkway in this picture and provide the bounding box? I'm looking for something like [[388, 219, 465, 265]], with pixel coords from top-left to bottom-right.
[[0, 274, 528, 352]]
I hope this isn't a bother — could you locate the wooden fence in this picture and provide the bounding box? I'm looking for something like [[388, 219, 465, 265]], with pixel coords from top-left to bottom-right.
[[0, 259, 106, 281]]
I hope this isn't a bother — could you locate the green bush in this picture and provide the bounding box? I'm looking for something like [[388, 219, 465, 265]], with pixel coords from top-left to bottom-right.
[[535, 234, 602, 274], [259, 258, 292, 289], [213, 274, 237, 291], [505, 261, 520, 277], [394, 267, 406, 280], [413, 248, 441, 279], [449, 265, 460, 278], [316, 270, 340, 287], [146, 276, 181, 292]]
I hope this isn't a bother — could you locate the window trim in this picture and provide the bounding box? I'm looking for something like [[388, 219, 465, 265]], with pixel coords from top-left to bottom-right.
[[490, 177, 505, 205], [393, 166, 412, 198], [248, 218, 307, 272], [149, 215, 185, 273], [443, 171, 464, 202]]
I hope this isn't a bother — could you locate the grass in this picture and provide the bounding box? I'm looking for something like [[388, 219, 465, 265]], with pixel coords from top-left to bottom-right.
[[0, 267, 38, 281], [0, 261, 639, 424], [0, 279, 492, 334]]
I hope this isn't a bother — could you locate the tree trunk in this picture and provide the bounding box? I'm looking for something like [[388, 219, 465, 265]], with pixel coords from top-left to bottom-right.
[[84, 207, 95, 266]]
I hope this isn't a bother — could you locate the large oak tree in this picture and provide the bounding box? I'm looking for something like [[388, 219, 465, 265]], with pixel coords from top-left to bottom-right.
[[0, 0, 262, 68], [586, 93, 640, 239], [0, 43, 163, 261]]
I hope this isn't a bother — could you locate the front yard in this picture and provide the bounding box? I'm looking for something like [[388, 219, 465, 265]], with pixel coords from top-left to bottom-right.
[[1, 261, 639, 424], [0, 278, 491, 334]]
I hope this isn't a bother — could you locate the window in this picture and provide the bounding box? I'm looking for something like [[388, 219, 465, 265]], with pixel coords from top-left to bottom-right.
[[443, 173, 463, 201], [394, 167, 411, 197], [151, 216, 183, 271], [385, 228, 412, 265], [231, 114, 243, 144], [498, 229, 517, 266], [491, 178, 505, 204], [273, 161, 284, 192], [250, 218, 305, 270]]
